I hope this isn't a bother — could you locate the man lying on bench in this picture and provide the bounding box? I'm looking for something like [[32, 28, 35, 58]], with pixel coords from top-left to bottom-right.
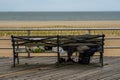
[[61, 45, 101, 64]]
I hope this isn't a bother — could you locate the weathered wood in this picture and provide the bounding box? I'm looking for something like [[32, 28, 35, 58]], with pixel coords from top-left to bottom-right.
[[0, 57, 120, 80]]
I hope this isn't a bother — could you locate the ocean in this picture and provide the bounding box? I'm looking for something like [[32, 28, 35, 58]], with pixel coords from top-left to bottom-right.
[[0, 12, 120, 21]]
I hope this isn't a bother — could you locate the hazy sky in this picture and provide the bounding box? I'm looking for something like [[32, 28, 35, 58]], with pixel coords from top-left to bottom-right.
[[0, 0, 120, 11]]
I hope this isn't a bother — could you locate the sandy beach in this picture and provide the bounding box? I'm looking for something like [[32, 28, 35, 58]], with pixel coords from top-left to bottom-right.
[[0, 21, 120, 28], [0, 20, 120, 57]]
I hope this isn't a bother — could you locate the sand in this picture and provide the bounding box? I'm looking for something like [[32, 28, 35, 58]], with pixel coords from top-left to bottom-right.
[[0, 20, 120, 57], [0, 21, 120, 28]]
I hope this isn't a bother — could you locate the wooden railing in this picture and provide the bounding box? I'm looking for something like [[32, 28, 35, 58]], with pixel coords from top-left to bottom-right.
[[0, 27, 120, 50]]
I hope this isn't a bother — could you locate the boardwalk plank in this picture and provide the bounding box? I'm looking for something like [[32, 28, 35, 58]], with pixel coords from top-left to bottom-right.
[[0, 56, 120, 80]]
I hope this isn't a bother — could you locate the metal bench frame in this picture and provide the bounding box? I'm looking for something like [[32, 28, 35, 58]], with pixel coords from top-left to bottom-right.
[[11, 34, 105, 67]]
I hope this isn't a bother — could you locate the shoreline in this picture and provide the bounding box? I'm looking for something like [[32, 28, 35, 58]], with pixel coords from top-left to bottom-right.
[[0, 20, 120, 28]]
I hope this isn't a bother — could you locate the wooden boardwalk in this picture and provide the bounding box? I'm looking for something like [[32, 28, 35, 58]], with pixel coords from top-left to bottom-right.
[[0, 56, 120, 80]]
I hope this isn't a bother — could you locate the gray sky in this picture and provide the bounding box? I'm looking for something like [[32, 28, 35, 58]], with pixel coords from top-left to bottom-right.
[[0, 0, 120, 11]]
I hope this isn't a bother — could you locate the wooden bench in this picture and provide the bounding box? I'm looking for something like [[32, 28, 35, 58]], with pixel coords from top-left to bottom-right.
[[11, 34, 105, 67]]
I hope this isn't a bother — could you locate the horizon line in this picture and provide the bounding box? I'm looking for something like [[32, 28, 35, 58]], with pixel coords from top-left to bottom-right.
[[0, 11, 120, 12]]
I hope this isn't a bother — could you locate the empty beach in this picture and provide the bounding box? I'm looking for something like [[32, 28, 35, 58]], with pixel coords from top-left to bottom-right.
[[0, 21, 120, 28]]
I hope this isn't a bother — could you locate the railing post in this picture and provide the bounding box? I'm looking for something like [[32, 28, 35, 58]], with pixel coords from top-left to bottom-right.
[[87, 29, 91, 34], [27, 30, 30, 36], [27, 30, 31, 58]]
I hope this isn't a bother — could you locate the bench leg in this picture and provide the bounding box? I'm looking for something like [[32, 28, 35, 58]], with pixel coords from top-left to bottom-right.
[[13, 52, 16, 67], [100, 52, 103, 67], [13, 52, 20, 67], [16, 53, 19, 64]]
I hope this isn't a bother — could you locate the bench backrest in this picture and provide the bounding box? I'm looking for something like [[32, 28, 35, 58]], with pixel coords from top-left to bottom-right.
[[11, 34, 105, 53]]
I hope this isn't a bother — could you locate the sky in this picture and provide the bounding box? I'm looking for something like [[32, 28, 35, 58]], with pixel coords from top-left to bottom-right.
[[0, 0, 120, 11]]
